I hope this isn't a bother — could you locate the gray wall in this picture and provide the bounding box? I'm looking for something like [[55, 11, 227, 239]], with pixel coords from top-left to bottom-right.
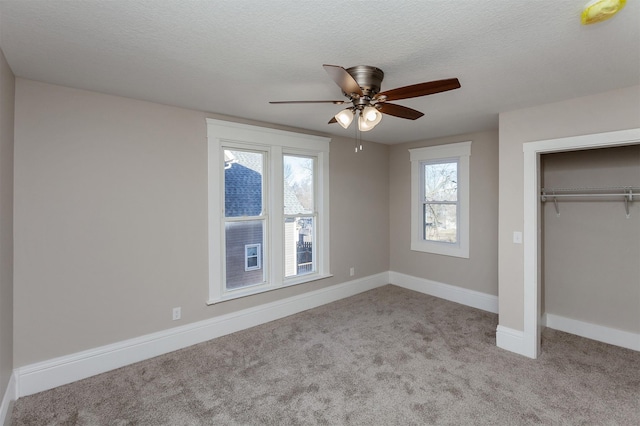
[[0, 47, 14, 401], [542, 145, 640, 332], [13, 78, 390, 366], [498, 85, 640, 331], [389, 130, 499, 295], [12, 77, 637, 371]]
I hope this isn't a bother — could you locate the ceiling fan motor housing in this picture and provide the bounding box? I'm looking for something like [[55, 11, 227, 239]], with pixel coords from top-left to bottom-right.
[[345, 65, 384, 99]]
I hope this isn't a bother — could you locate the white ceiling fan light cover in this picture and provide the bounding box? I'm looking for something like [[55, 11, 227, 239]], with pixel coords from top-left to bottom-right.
[[362, 106, 383, 126], [357, 106, 382, 131], [335, 108, 354, 129], [358, 113, 375, 132]]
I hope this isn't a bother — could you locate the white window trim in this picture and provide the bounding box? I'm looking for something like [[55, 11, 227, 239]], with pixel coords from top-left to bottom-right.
[[207, 118, 331, 304], [409, 141, 471, 258]]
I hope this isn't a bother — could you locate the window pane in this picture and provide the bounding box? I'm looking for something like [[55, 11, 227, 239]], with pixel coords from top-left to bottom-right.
[[424, 204, 457, 243], [225, 220, 265, 289], [224, 150, 263, 218], [424, 161, 457, 202], [245, 244, 261, 271], [284, 155, 314, 214], [284, 217, 315, 277]]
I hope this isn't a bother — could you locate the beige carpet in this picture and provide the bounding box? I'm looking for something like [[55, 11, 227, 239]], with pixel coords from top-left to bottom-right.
[[11, 285, 640, 425]]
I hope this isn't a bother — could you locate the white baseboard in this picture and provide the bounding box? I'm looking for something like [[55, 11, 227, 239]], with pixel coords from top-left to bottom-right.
[[15, 272, 389, 398], [387, 272, 527, 357], [389, 271, 498, 313], [542, 313, 640, 352], [0, 372, 16, 426], [495, 325, 531, 357]]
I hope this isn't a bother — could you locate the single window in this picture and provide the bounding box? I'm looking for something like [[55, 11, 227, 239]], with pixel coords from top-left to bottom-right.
[[409, 142, 471, 258], [422, 160, 458, 243], [245, 244, 262, 271], [207, 119, 331, 304]]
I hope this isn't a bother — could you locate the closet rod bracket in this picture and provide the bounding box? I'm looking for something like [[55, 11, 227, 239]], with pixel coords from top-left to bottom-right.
[[540, 191, 560, 216], [624, 188, 632, 218]]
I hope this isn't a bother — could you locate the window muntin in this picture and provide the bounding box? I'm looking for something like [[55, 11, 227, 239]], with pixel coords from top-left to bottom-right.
[[207, 119, 331, 304], [409, 141, 471, 258]]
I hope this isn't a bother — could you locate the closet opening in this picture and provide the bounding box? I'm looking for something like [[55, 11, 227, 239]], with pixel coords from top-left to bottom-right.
[[540, 145, 639, 351], [522, 128, 640, 359]]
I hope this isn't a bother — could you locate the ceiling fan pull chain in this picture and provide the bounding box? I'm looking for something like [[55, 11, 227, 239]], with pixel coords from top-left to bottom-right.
[[354, 119, 359, 153], [353, 112, 364, 153]]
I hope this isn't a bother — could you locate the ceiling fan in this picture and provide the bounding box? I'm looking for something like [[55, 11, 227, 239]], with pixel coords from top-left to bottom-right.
[[270, 64, 461, 132]]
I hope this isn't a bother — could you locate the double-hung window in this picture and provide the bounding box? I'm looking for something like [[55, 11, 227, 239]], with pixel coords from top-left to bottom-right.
[[409, 141, 471, 258], [207, 119, 331, 303]]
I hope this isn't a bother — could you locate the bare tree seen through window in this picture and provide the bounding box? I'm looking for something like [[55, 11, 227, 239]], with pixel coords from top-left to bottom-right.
[[423, 161, 458, 243]]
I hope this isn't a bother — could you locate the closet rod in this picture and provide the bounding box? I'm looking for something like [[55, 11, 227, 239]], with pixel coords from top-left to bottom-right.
[[541, 192, 637, 198], [540, 187, 638, 200], [540, 187, 638, 217]]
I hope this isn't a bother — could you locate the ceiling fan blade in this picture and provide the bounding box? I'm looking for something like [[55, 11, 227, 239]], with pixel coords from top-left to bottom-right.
[[323, 64, 363, 97], [375, 78, 460, 102], [328, 117, 337, 124], [269, 100, 346, 104], [377, 103, 424, 120]]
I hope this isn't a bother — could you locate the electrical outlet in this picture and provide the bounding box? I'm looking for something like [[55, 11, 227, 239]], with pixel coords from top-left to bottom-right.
[[349, 267, 355, 276], [172, 307, 181, 321]]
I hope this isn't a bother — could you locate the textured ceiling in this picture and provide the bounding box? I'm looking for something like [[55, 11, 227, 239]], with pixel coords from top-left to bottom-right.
[[0, 0, 638, 144]]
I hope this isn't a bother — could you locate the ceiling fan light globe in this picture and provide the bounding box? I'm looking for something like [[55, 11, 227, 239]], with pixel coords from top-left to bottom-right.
[[335, 109, 354, 129], [362, 105, 383, 126], [358, 114, 375, 132]]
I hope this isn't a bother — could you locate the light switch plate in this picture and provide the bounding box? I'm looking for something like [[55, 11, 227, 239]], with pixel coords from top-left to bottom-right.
[[513, 231, 523, 244]]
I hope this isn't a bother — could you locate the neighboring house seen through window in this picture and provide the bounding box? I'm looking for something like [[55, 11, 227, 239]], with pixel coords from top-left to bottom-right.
[[207, 119, 331, 304], [224, 149, 265, 289], [409, 141, 471, 258]]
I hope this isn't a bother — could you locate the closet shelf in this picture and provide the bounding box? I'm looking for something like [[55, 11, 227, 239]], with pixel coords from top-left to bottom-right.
[[540, 186, 639, 217]]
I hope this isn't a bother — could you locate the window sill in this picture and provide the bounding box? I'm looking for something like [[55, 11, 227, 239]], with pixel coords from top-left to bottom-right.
[[206, 273, 334, 305], [411, 241, 469, 259]]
